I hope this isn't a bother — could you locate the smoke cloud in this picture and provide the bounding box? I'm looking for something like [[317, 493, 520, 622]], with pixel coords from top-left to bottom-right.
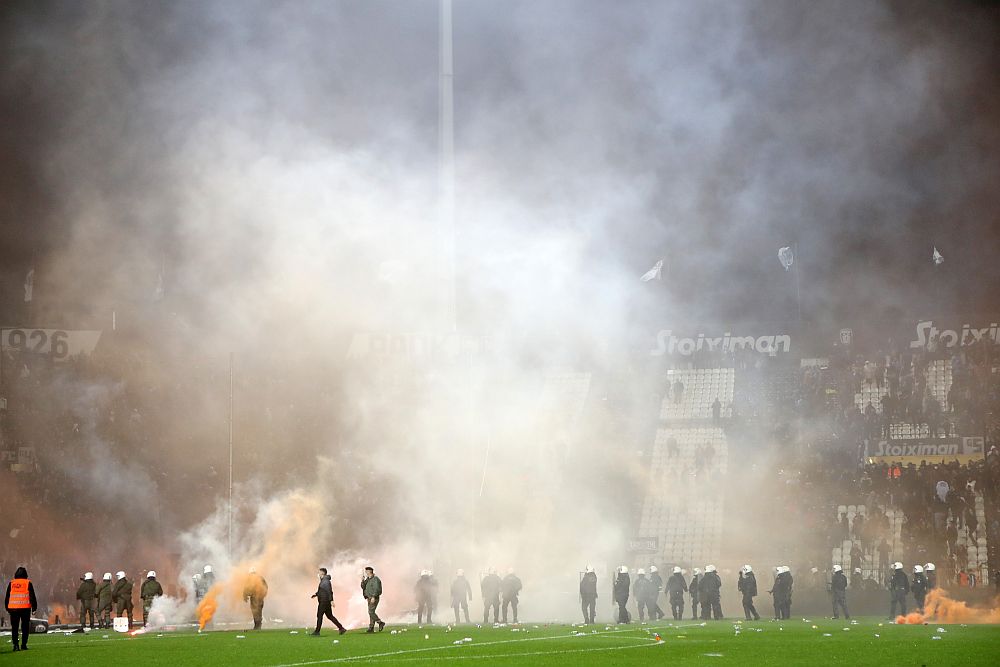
[[1, 0, 999, 623]]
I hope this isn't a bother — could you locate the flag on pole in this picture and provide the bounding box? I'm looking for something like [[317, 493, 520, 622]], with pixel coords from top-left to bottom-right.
[[640, 259, 663, 282], [932, 247, 944, 266], [23, 267, 34, 303]]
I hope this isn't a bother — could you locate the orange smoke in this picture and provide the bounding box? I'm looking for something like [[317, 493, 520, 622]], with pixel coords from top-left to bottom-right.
[[895, 589, 1000, 624], [895, 612, 925, 625], [197, 584, 221, 630]]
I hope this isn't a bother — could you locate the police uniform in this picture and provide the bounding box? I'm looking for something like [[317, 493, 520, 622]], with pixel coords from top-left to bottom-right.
[[451, 571, 473, 624], [481, 570, 502, 624], [140, 572, 163, 626], [501, 570, 522, 624], [666, 568, 687, 620], [415, 571, 435, 624], [579, 568, 598, 624], [112, 572, 134, 629], [613, 567, 631, 624], [689, 570, 701, 620], [831, 566, 849, 619], [738, 566, 760, 621], [76, 572, 98, 629], [648, 566, 665, 620], [911, 566, 927, 613], [889, 563, 909, 617], [96, 573, 114, 628]]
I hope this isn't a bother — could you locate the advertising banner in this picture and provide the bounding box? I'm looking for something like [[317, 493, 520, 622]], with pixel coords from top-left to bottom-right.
[[867, 436, 985, 465]]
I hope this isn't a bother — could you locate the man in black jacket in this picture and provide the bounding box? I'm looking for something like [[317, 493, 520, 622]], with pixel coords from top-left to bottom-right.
[[311, 567, 346, 636], [830, 564, 849, 619], [738, 565, 760, 621], [451, 569, 473, 624], [666, 566, 687, 620], [579, 566, 598, 624], [889, 562, 909, 618], [613, 566, 631, 624]]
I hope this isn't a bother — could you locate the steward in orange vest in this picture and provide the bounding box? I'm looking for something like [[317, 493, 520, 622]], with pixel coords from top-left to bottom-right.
[[4, 566, 38, 652]]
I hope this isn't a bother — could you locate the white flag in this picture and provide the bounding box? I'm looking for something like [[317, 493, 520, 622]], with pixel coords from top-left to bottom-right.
[[640, 259, 663, 282], [23, 267, 34, 303], [932, 247, 944, 266]]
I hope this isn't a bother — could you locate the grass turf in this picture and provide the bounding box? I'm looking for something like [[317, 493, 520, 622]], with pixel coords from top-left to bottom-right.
[[5, 617, 1000, 665]]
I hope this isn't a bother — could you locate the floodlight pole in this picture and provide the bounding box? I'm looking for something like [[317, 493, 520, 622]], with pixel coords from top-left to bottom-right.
[[440, 0, 456, 333], [228, 352, 234, 559], [793, 242, 802, 322]]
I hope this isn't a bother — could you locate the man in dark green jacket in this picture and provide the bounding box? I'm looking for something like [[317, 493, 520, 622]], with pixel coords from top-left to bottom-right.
[[96, 573, 114, 629], [362, 566, 385, 633], [76, 571, 98, 630], [140, 571, 163, 627], [112, 571, 134, 628]]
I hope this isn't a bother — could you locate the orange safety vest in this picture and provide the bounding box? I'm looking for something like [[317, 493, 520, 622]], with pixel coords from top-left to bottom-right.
[[8, 578, 31, 609]]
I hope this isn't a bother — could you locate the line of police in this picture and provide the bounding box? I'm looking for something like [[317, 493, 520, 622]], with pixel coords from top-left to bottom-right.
[[73, 570, 163, 630], [71, 564, 269, 632], [411, 567, 523, 626], [888, 562, 938, 617], [590, 561, 938, 624]]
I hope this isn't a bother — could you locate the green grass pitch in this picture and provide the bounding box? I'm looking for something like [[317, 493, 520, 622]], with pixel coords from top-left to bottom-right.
[[7, 617, 1000, 665]]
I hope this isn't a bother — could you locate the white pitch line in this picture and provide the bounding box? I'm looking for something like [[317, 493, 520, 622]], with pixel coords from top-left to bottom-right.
[[270, 628, 660, 667], [344, 641, 662, 663]]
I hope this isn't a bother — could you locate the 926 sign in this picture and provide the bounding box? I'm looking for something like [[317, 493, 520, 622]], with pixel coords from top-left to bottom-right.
[[1, 328, 102, 361]]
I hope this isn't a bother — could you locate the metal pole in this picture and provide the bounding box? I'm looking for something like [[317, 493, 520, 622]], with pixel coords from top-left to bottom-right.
[[793, 242, 802, 322], [478, 434, 490, 498], [439, 0, 456, 333], [228, 352, 234, 559]]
